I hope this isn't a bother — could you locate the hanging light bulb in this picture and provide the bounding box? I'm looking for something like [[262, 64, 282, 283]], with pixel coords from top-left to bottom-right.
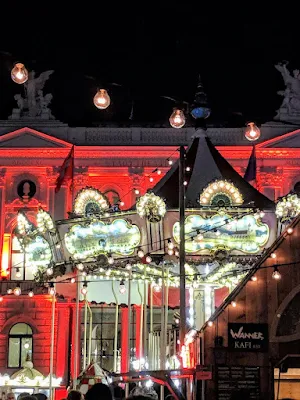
[[11, 62, 28, 84], [270, 253, 277, 259], [245, 122, 261, 141], [137, 248, 144, 258], [77, 263, 84, 271], [119, 280, 126, 294], [287, 227, 293, 235], [28, 290, 34, 298], [272, 267, 281, 280], [169, 108, 186, 129], [16, 268, 21, 278], [81, 282, 88, 296], [46, 267, 54, 276], [14, 286, 21, 296], [107, 255, 114, 265], [145, 254, 152, 263], [93, 89, 110, 110], [48, 283, 56, 296]]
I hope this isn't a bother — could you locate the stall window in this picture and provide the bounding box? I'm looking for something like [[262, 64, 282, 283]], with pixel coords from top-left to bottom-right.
[[8, 323, 33, 368]]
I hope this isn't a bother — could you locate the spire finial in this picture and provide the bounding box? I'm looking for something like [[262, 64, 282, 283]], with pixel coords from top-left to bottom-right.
[[190, 74, 211, 120]]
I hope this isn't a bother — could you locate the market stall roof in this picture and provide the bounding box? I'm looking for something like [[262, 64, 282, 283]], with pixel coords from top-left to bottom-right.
[[153, 130, 275, 210]]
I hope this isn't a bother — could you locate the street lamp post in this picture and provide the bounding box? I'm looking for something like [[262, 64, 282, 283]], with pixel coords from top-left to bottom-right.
[[179, 146, 186, 347]]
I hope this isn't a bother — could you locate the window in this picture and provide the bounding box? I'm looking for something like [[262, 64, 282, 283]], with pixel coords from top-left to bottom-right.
[[8, 323, 33, 368]]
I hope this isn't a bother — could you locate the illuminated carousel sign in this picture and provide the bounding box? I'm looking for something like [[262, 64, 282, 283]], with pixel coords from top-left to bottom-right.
[[173, 214, 269, 254], [65, 218, 141, 259]]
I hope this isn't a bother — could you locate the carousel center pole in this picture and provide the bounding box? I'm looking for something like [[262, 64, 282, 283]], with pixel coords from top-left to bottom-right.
[[179, 145, 186, 347]]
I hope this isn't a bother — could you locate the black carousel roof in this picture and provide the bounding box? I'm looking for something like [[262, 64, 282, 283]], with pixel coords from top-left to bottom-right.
[[153, 130, 274, 210]]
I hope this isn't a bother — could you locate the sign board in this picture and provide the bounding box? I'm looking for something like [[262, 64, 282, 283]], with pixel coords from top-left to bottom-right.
[[228, 323, 269, 352], [217, 366, 260, 400]]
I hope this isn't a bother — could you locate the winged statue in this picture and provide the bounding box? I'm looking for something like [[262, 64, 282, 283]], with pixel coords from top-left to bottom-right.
[[24, 70, 54, 116]]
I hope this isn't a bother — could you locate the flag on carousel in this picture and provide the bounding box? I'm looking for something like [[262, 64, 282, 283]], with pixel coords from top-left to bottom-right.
[[244, 145, 256, 188], [55, 146, 74, 193]]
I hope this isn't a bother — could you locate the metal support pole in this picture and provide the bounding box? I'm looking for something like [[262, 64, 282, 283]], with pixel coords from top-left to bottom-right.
[[87, 302, 93, 366], [179, 145, 186, 346], [143, 266, 148, 361], [137, 282, 143, 368], [111, 281, 119, 373], [49, 291, 55, 400], [127, 270, 132, 372], [160, 266, 165, 370], [73, 273, 80, 389], [83, 297, 87, 369]]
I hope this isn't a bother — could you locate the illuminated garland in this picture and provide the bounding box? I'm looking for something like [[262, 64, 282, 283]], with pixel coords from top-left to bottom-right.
[[17, 212, 32, 235], [200, 180, 243, 206], [37, 208, 55, 233], [276, 193, 300, 222], [74, 187, 110, 216], [136, 192, 166, 222]]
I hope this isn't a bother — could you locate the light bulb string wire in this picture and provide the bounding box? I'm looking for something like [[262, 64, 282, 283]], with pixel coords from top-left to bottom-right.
[[10, 207, 263, 272]]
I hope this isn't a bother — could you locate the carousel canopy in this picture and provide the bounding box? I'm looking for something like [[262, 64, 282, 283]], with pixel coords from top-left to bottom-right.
[[153, 130, 275, 210]]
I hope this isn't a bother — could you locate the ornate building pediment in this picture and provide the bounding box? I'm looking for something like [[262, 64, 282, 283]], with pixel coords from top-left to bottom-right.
[[0, 127, 71, 148]]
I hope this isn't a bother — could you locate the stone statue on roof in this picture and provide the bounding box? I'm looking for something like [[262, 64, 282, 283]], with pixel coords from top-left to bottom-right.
[[9, 69, 55, 120], [275, 61, 300, 123]]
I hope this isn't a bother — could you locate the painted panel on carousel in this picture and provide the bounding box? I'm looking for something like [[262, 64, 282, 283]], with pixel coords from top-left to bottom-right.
[[64, 218, 141, 259], [173, 214, 269, 254]]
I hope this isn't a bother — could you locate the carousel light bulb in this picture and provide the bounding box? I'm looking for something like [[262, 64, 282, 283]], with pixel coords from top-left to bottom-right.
[[134, 188, 140, 195], [7, 289, 12, 295], [108, 255, 114, 265], [231, 301, 237, 307], [168, 159, 173, 165], [16, 268, 21, 278], [145, 254, 152, 263], [168, 240, 174, 249], [169, 108, 186, 129], [149, 177, 154, 182], [272, 268, 281, 280], [183, 181, 188, 186], [120, 201, 125, 207], [56, 243, 61, 249], [157, 169, 162, 175], [259, 211, 265, 218], [93, 89, 110, 110], [11, 63, 28, 84], [14, 286, 21, 296], [215, 230, 221, 236], [271, 253, 277, 259], [126, 263, 132, 270], [71, 277, 76, 283], [119, 280, 126, 294], [175, 250, 179, 257], [137, 248, 144, 258], [46, 267, 54, 276], [207, 321, 213, 327], [251, 275, 257, 282], [287, 227, 293, 234], [245, 122, 261, 141], [0, 296, 3, 302], [28, 290, 34, 298], [48, 283, 56, 296], [186, 166, 191, 172], [153, 282, 161, 292], [77, 263, 84, 271], [81, 283, 88, 296], [168, 249, 174, 255]]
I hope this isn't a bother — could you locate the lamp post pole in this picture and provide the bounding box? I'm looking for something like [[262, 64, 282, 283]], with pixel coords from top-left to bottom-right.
[[179, 145, 186, 347]]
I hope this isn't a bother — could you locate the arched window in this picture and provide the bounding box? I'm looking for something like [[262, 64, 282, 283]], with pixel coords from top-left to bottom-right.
[[8, 323, 33, 368], [11, 231, 35, 280]]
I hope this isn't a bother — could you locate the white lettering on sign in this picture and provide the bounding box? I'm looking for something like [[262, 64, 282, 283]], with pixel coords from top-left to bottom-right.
[[230, 326, 264, 340]]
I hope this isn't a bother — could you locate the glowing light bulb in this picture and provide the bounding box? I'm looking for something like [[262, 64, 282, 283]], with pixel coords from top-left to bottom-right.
[[28, 291, 34, 298], [287, 227, 293, 234], [271, 253, 277, 259], [11, 63, 28, 84], [81, 283, 88, 296], [245, 122, 261, 141], [46, 267, 53, 276], [231, 301, 237, 307], [16, 268, 21, 278], [24, 342, 30, 349], [153, 283, 161, 292], [157, 169, 162, 175], [207, 321, 213, 327], [272, 269, 281, 280], [7, 289, 12, 295], [14, 287, 21, 296], [168, 159, 173, 165], [183, 181, 188, 186], [134, 188, 140, 195], [119, 280, 126, 294], [169, 108, 186, 129], [168, 249, 174, 255], [0, 296, 3, 302], [77, 263, 84, 271], [126, 263, 132, 270], [108, 255, 114, 265], [145, 254, 152, 263], [137, 249, 144, 258], [149, 177, 154, 182], [215, 230, 221, 236], [168, 241, 174, 249], [186, 166, 191, 172], [251, 276, 257, 282], [48, 284, 56, 296], [71, 277, 76, 283], [93, 89, 110, 110], [120, 201, 125, 207], [56, 243, 61, 249]]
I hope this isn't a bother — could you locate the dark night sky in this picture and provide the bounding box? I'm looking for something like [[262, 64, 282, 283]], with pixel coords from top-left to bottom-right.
[[0, 8, 299, 127]]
